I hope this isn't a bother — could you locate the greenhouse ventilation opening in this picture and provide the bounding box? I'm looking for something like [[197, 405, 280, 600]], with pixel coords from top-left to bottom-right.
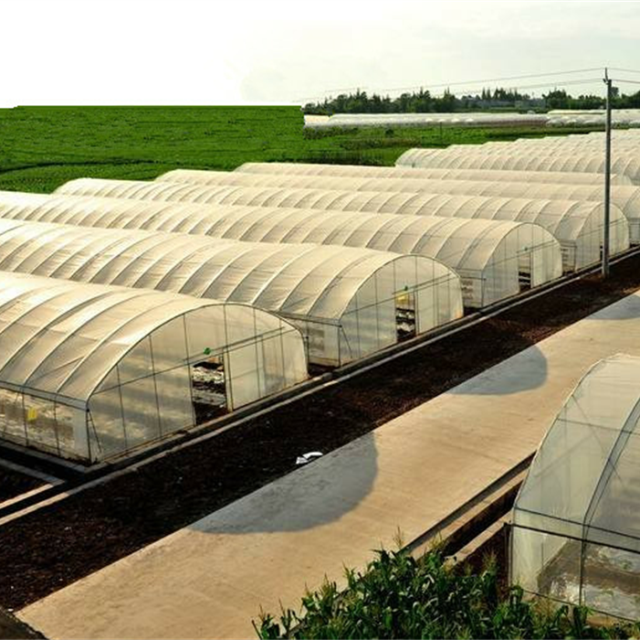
[[511, 354, 640, 621], [0, 272, 307, 463], [0, 218, 463, 366], [0, 190, 562, 309]]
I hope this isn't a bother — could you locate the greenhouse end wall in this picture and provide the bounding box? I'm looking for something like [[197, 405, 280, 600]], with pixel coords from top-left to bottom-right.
[[0, 307, 305, 462], [511, 354, 640, 621], [333, 262, 460, 365], [86, 307, 304, 462]]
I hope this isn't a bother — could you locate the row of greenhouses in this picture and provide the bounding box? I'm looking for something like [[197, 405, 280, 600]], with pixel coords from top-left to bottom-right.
[[0, 218, 460, 367], [237, 162, 634, 185], [546, 109, 640, 128], [0, 189, 564, 308], [0, 147, 634, 463], [0, 204, 469, 462], [396, 130, 640, 184], [304, 112, 549, 129], [303, 110, 640, 129], [158, 169, 633, 257]]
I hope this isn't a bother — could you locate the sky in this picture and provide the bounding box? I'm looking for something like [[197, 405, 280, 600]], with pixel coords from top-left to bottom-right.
[[1, 0, 639, 107]]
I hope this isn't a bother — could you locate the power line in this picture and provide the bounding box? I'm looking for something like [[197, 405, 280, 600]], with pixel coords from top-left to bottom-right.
[[612, 77, 640, 86], [297, 69, 608, 103], [317, 86, 369, 94], [371, 67, 605, 95], [609, 67, 640, 75], [428, 77, 604, 99]]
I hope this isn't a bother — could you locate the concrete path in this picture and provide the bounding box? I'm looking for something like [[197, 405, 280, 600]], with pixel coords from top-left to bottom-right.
[[19, 291, 640, 640]]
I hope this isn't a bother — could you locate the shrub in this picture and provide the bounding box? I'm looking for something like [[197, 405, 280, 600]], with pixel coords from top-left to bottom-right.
[[254, 547, 639, 639]]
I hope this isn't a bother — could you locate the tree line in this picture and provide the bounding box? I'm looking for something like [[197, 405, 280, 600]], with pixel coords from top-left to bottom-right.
[[303, 87, 640, 115]]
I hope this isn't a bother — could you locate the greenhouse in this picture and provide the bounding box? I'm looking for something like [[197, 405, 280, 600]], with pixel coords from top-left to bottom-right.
[[0, 219, 461, 366], [154, 170, 635, 205], [508, 135, 640, 150], [54, 178, 625, 272], [235, 162, 633, 186], [401, 182, 640, 246], [546, 109, 640, 128], [0, 191, 562, 308], [304, 112, 548, 129], [0, 272, 308, 463], [158, 169, 635, 256], [395, 148, 640, 184], [511, 354, 640, 621], [445, 139, 640, 156]]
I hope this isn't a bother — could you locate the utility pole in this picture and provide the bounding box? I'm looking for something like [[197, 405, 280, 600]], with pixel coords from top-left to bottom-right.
[[602, 67, 613, 278]]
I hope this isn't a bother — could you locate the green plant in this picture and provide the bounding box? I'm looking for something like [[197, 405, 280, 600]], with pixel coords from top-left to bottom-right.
[[253, 547, 640, 639], [0, 105, 602, 194]]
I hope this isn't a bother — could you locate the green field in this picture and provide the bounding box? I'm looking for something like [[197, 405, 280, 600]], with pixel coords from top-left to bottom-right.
[[0, 106, 601, 193]]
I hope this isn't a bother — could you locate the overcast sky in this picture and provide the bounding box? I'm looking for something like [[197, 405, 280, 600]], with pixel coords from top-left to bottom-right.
[[2, 0, 639, 107]]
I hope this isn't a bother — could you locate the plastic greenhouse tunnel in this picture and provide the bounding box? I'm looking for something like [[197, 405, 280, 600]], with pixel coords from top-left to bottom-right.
[[511, 353, 640, 621], [0, 272, 308, 462]]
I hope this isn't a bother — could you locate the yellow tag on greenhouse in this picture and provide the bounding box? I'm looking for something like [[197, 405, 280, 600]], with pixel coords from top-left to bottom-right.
[[26, 407, 38, 422]]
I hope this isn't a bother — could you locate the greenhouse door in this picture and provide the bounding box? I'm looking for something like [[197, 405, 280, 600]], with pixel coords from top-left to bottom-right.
[[518, 248, 533, 292], [395, 288, 416, 341], [190, 351, 228, 424]]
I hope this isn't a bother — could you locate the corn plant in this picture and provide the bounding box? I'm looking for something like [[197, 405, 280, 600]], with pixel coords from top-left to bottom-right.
[[253, 547, 640, 639]]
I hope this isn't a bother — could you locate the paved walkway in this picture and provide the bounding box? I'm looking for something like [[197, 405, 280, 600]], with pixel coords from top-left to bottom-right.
[[20, 291, 640, 639]]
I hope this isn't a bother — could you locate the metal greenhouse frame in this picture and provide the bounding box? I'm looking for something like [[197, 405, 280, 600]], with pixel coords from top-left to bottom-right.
[[511, 354, 640, 621], [0, 272, 308, 462]]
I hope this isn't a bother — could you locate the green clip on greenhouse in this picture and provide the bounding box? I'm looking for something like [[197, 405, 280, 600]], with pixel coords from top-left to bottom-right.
[[0, 272, 308, 462], [511, 354, 640, 621]]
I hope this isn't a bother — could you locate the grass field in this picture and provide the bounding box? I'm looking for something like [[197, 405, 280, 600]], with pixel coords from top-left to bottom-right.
[[0, 106, 601, 193]]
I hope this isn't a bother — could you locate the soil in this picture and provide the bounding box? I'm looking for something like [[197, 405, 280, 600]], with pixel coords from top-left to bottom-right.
[[459, 523, 511, 594], [0, 257, 640, 611], [0, 468, 43, 504]]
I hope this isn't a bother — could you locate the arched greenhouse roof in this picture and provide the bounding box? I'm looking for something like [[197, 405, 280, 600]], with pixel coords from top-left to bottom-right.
[[51, 178, 617, 237], [395, 148, 640, 184], [0, 191, 560, 308], [511, 353, 640, 619], [0, 218, 461, 335], [156, 168, 635, 250], [0, 271, 302, 409], [52, 178, 624, 271], [153, 170, 635, 206], [509, 135, 640, 149], [447, 139, 640, 155], [234, 162, 633, 186]]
